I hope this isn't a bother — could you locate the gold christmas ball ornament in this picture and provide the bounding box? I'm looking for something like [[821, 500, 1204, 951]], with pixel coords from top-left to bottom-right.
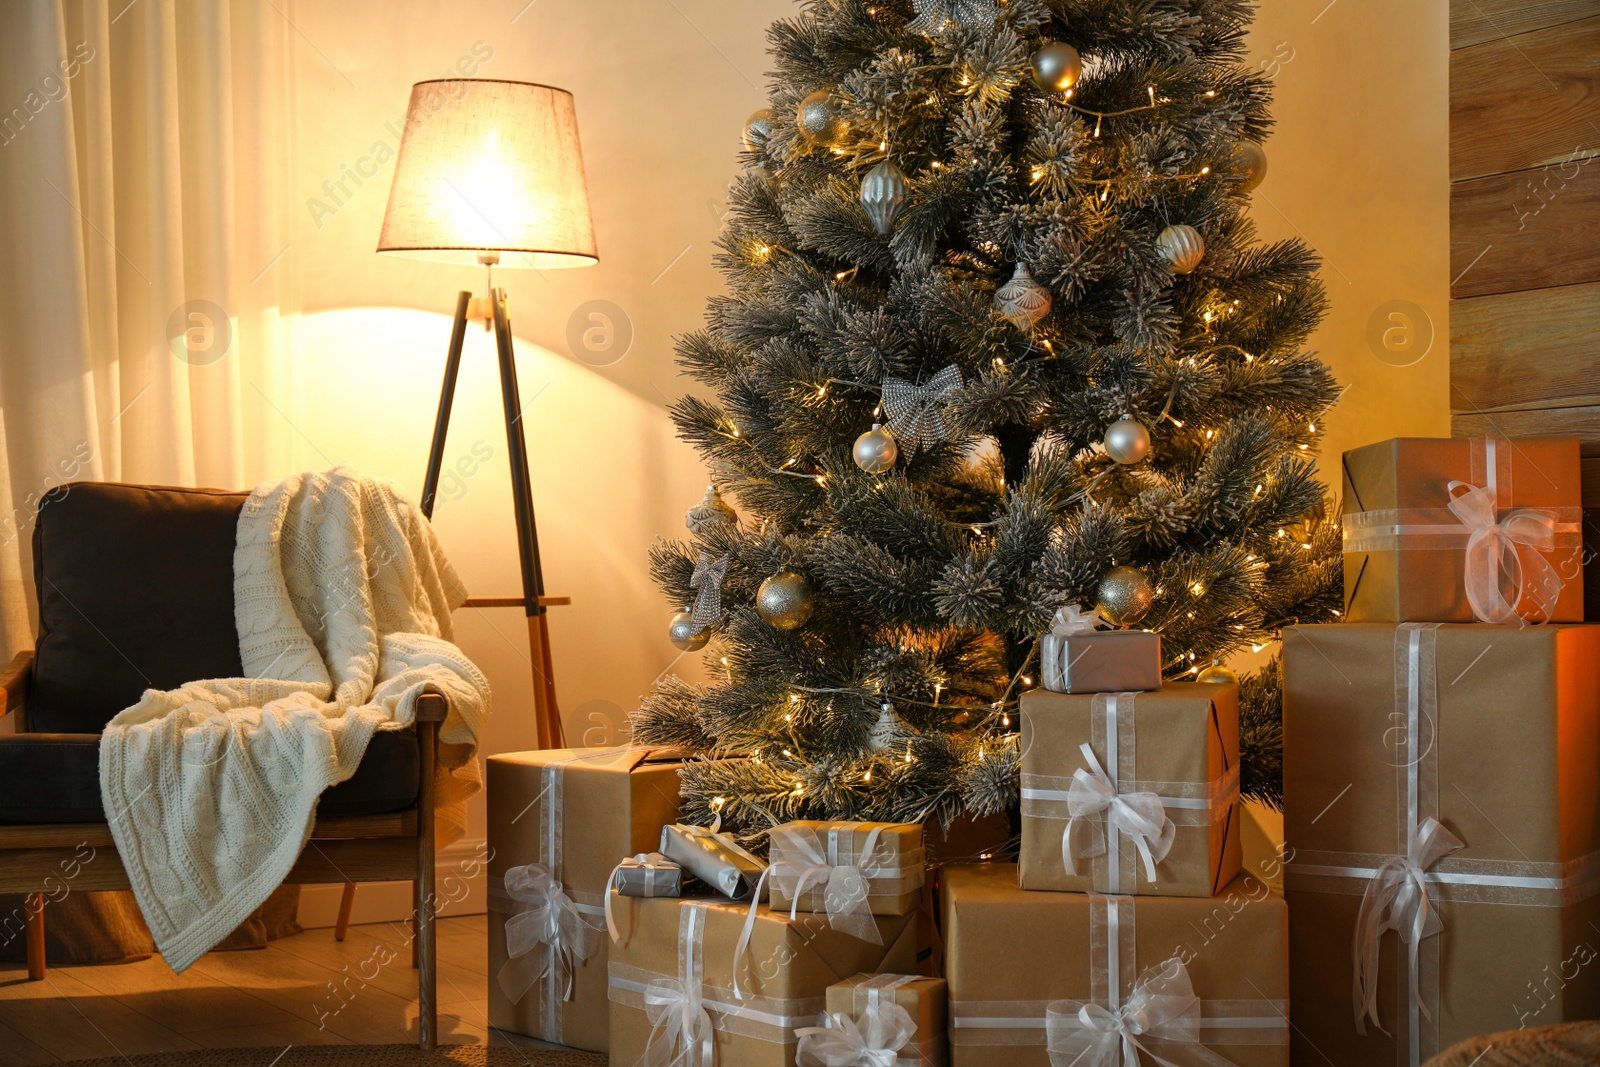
[[668, 611, 709, 652], [756, 570, 816, 630], [796, 90, 847, 146], [686, 484, 738, 535], [859, 158, 910, 235], [1196, 660, 1239, 685], [1103, 414, 1151, 465], [1096, 565, 1154, 627], [742, 108, 775, 153], [1156, 224, 1205, 274], [853, 423, 899, 473], [1030, 42, 1083, 93], [994, 263, 1052, 331], [1232, 140, 1267, 192]]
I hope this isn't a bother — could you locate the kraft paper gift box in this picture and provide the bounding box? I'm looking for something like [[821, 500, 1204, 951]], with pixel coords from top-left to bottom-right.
[[798, 973, 948, 1067], [769, 821, 925, 922], [942, 862, 1289, 1067], [1283, 622, 1600, 1066], [607, 893, 917, 1067], [1341, 435, 1583, 623], [1038, 605, 1163, 694], [486, 746, 684, 1052], [1019, 682, 1241, 896]]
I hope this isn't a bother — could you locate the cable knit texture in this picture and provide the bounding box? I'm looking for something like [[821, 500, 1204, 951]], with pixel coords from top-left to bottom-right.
[[99, 469, 490, 973]]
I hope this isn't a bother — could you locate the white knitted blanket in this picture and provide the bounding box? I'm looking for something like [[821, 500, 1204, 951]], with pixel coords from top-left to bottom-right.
[[99, 468, 490, 972]]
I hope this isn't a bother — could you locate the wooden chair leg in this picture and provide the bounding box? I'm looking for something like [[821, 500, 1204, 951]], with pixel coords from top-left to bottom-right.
[[335, 882, 356, 942], [416, 717, 438, 1051], [25, 894, 45, 981]]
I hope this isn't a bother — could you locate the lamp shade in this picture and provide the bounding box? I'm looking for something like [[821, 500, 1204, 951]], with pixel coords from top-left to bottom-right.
[[377, 79, 597, 268]]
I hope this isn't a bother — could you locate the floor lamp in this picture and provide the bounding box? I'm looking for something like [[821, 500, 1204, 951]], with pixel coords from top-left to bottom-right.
[[377, 78, 598, 754]]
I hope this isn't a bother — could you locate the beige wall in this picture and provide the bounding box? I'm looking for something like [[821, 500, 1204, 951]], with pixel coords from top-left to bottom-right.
[[283, 0, 1450, 852]]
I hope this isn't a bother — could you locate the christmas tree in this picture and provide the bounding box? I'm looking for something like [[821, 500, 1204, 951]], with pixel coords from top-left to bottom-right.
[[635, 0, 1341, 839]]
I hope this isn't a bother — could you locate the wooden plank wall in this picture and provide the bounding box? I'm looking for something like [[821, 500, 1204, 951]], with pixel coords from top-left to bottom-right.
[[1448, 0, 1600, 618]]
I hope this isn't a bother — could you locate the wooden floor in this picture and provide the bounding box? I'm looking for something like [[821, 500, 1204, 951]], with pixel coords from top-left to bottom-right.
[[0, 915, 559, 1065]]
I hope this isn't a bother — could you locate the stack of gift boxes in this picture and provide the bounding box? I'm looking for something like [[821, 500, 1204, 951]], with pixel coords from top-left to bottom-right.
[[1283, 435, 1600, 1065]]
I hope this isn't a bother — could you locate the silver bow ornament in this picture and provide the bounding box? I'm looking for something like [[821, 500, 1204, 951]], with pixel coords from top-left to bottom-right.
[[796, 1001, 917, 1067], [690, 553, 731, 631], [881, 365, 963, 458], [1047, 957, 1209, 1067], [1353, 816, 1465, 1035], [643, 977, 716, 1067], [1065, 742, 1176, 884], [496, 863, 603, 1004], [769, 823, 885, 944], [1445, 478, 1564, 624]]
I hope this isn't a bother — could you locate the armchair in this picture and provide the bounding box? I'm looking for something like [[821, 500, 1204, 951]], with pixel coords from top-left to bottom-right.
[[0, 482, 445, 1049]]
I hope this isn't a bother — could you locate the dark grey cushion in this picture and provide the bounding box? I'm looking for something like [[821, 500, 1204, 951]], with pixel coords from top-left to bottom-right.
[[0, 729, 420, 824]]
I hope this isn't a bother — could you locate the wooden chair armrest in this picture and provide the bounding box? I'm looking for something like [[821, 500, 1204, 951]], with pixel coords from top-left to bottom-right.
[[0, 649, 32, 718], [415, 685, 448, 723]]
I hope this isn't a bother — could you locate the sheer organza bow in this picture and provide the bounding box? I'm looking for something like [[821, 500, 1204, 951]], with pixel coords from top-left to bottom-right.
[[795, 1002, 917, 1067], [1046, 958, 1206, 1067], [642, 977, 716, 1067], [1064, 742, 1175, 884], [496, 863, 602, 1004], [1445, 477, 1562, 624]]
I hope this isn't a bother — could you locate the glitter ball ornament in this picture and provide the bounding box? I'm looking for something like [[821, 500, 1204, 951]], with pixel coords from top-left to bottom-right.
[[742, 108, 774, 153], [1156, 224, 1205, 274], [1197, 660, 1238, 685], [994, 263, 1052, 331], [1232, 141, 1267, 192], [859, 159, 909, 235], [1030, 42, 1083, 92], [668, 611, 709, 652], [757, 570, 816, 630], [853, 423, 899, 473], [1103, 414, 1151, 465], [1096, 565, 1154, 627], [796, 90, 847, 146], [686, 484, 737, 534]]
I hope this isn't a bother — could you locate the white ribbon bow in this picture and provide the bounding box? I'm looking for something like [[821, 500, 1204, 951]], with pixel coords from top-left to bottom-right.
[[1047, 957, 1205, 1067], [1353, 816, 1465, 1035], [604, 852, 680, 946], [496, 863, 603, 1005], [643, 977, 716, 1067], [1445, 478, 1563, 624], [1052, 604, 1107, 636], [768, 824, 885, 945], [796, 1002, 917, 1067], [1065, 742, 1175, 884]]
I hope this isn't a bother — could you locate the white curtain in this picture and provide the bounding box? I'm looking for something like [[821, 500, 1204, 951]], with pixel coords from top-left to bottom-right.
[[0, 0, 300, 654]]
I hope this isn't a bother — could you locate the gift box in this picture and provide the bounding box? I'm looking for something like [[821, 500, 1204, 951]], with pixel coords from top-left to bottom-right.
[[797, 973, 948, 1067], [607, 893, 918, 1066], [942, 862, 1289, 1067], [1283, 622, 1600, 1066], [612, 852, 683, 898], [486, 746, 684, 1052], [1039, 605, 1163, 693], [1341, 435, 1583, 623], [659, 820, 767, 898], [1019, 682, 1241, 896], [769, 821, 925, 927]]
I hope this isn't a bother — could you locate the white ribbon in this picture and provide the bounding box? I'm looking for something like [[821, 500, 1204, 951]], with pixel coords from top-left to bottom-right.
[[1444, 477, 1562, 624], [768, 823, 887, 945], [605, 852, 681, 946], [495, 863, 602, 1006], [796, 1002, 917, 1067], [1051, 603, 1106, 636], [1047, 958, 1206, 1067], [641, 903, 718, 1067], [1065, 742, 1175, 886], [1352, 815, 1464, 1035]]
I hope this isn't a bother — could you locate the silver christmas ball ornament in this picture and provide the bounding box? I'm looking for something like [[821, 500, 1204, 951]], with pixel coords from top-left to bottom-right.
[[668, 611, 709, 652], [1103, 414, 1151, 465], [1096, 565, 1154, 627], [1030, 42, 1083, 93], [686, 484, 737, 534], [742, 108, 774, 153], [994, 263, 1052, 331], [860, 159, 909, 235], [1232, 141, 1267, 192], [756, 570, 816, 630], [853, 423, 899, 473], [1196, 660, 1239, 685], [796, 90, 847, 146], [1156, 224, 1205, 275]]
